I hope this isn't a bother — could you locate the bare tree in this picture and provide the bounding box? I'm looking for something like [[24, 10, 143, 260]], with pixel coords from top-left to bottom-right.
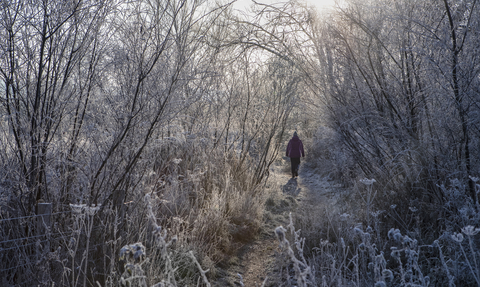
[[440, 0, 479, 205], [303, 0, 480, 203], [0, 0, 114, 214]]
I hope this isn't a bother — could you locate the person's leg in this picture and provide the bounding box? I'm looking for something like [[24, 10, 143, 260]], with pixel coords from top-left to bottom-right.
[[291, 158, 300, 177], [290, 158, 296, 178], [296, 157, 301, 176]]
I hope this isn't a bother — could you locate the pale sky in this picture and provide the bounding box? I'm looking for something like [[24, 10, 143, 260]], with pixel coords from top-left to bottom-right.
[[232, 0, 336, 13]]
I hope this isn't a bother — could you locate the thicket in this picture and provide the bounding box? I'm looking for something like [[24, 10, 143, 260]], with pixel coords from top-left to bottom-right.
[[0, 0, 297, 285], [255, 0, 480, 286], [310, 0, 480, 262], [1, 0, 480, 286]]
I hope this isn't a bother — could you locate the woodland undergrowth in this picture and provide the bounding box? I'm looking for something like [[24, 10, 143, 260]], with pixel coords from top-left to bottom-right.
[[269, 129, 480, 287], [111, 136, 268, 286], [0, 134, 267, 287]]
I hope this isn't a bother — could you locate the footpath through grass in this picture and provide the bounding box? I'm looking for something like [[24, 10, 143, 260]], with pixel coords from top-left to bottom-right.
[[213, 159, 349, 286]]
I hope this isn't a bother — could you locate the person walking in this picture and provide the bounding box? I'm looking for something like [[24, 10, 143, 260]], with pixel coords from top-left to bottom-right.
[[286, 131, 305, 178]]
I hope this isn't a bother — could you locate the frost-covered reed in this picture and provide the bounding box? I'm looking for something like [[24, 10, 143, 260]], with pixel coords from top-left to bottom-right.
[[287, 176, 480, 286]]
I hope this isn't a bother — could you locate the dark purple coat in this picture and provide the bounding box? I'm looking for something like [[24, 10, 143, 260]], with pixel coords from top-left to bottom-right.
[[286, 136, 305, 158]]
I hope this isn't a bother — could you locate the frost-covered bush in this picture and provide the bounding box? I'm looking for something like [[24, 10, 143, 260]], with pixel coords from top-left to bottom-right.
[[273, 213, 315, 286], [290, 177, 480, 286], [306, 126, 356, 184], [116, 195, 211, 287], [142, 135, 264, 261]]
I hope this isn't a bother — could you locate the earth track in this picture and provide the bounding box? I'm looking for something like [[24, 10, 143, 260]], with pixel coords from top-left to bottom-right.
[[215, 161, 348, 286]]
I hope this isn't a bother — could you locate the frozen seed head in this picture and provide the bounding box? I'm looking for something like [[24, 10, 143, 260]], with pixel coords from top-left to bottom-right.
[[339, 213, 350, 221], [374, 281, 386, 287], [119, 242, 146, 263], [360, 178, 376, 185], [371, 210, 383, 217], [382, 269, 394, 280], [462, 225, 480, 236], [425, 276, 430, 286], [354, 227, 364, 236], [70, 204, 85, 215], [403, 236, 416, 247], [85, 205, 100, 216], [390, 248, 400, 260], [358, 243, 366, 252], [388, 228, 402, 241], [451, 232, 464, 243], [69, 203, 100, 216], [134, 248, 145, 261]]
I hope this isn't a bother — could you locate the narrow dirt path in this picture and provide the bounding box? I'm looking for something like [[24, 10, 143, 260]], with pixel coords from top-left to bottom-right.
[[216, 161, 348, 286]]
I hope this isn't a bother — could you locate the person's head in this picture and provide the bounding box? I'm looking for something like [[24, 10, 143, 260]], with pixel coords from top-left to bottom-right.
[[293, 131, 298, 138]]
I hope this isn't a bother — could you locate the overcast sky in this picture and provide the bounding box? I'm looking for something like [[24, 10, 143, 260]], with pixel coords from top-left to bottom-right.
[[232, 0, 335, 13]]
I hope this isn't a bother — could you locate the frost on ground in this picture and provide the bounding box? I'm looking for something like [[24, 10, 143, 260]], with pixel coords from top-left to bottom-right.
[[215, 156, 480, 287], [214, 158, 349, 286]]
